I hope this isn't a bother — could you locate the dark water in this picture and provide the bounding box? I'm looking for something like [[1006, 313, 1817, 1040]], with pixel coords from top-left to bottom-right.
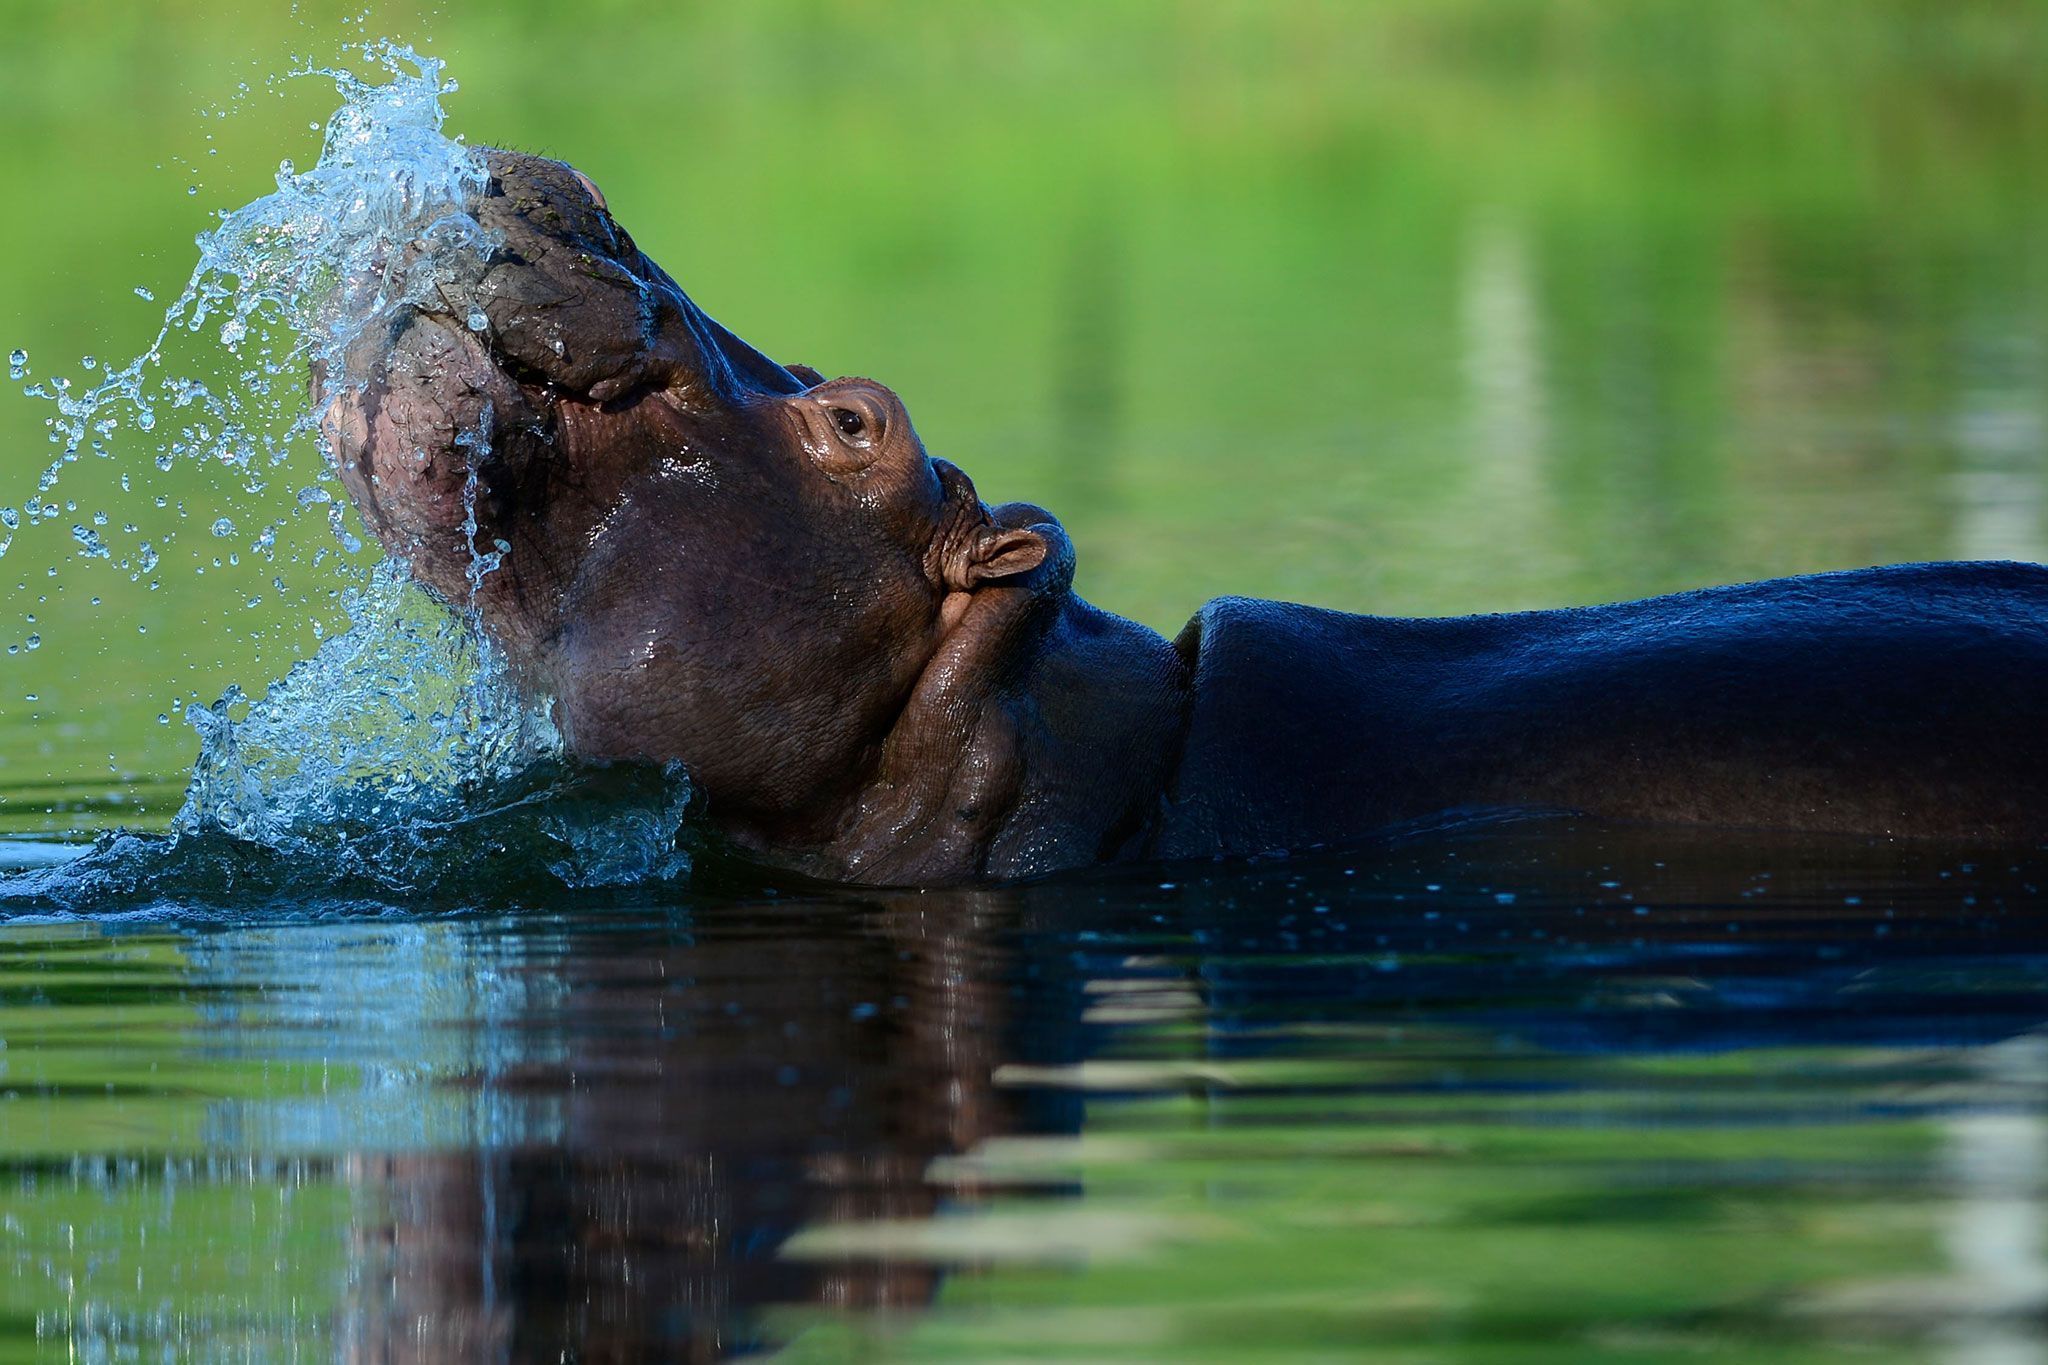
[[3, 822, 2045, 1362]]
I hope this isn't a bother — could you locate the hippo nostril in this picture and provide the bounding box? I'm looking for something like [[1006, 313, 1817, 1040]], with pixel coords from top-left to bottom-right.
[[569, 169, 607, 212]]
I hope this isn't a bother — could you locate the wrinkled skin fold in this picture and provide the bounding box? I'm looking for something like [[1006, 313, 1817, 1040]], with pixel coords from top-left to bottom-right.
[[318, 150, 2048, 886]]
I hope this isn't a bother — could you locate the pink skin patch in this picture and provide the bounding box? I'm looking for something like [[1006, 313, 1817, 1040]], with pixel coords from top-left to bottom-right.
[[570, 168, 607, 211]]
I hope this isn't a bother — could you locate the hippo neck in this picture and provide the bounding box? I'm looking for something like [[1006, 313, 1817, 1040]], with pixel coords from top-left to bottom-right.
[[722, 590, 1191, 886]]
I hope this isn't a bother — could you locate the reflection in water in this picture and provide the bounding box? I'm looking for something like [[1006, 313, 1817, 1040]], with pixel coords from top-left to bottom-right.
[[1049, 207, 1128, 534], [1461, 215, 1550, 499], [5, 827, 2048, 1360], [1941, 1035, 2048, 1365], [330, 898, 1042, 1361], [1949, 335, 2046, 564], [1458, 214, 1564, 593]]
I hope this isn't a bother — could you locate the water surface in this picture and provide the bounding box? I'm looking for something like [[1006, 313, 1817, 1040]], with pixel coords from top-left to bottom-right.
[[0, 4, 2045, 1360], [2, 825, 2045, 1361]]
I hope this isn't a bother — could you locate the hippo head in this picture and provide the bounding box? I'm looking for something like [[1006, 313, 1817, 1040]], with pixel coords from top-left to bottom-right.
[[317, 151, 1070, 838]]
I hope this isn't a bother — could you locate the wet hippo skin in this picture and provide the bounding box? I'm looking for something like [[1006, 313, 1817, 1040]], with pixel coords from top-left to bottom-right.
[[317, 151, 2048, 886]]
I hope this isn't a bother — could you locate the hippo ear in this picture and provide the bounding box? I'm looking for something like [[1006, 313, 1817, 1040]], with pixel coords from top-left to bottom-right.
[[948, 523, 1050, 590], [785, 363, 826, 387]]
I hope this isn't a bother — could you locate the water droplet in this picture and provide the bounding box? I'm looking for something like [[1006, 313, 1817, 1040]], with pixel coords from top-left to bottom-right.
[[210, 517, 236, 538], [80, 356, 97, 371], [134, 286, 155, 301], [466, 309, 489, 332], [24, 635, 41, 651]]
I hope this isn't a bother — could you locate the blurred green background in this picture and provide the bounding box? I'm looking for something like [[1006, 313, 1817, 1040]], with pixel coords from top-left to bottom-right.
[[0, 0, 2044, 830]]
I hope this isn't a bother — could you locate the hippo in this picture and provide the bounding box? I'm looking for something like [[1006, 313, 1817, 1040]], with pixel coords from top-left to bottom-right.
[[318, 151, 2048, 886]]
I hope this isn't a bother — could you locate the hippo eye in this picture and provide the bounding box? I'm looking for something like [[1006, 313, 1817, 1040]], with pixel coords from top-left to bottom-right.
[[830, 407, 867, 440]]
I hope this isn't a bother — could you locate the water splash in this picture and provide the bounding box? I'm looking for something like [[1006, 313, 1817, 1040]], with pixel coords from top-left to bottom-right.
[[15, 41, 489, 557], [171, 560, 691, 891], [3, 563, 694, 912], [0, 41, 699, 909]]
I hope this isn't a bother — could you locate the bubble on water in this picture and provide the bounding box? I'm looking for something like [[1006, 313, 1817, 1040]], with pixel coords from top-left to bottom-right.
[[328, 504, 362, 554], [456, 404, 504, 600]]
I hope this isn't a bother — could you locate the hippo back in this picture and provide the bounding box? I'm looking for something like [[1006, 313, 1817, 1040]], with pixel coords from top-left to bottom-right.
[[1152, 561, 2048, 856]]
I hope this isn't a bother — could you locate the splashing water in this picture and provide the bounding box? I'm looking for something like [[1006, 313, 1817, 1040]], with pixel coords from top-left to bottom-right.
[[1, 42, 698, 908], [4, 564, 694, 912], [174, 560, 690, 887], [12, 42, 488, 552]]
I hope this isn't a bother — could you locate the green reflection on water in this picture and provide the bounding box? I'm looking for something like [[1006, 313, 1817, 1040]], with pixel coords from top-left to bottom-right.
[[1, 0, 2043, 826]]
